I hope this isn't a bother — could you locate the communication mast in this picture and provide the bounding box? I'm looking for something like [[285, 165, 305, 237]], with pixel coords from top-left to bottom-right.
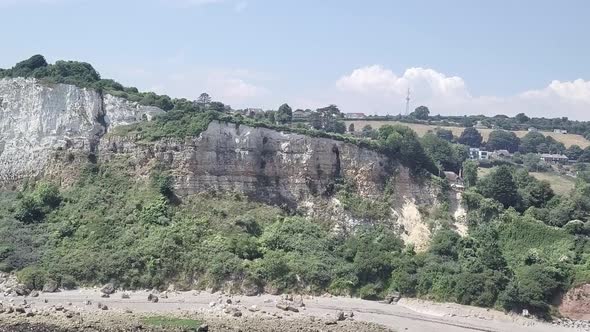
[[404, 88, 411, 116]]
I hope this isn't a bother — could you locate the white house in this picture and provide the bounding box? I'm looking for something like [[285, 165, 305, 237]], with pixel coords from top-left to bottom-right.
[[469, 148, 489, 160], [553, 129, 568, 134]]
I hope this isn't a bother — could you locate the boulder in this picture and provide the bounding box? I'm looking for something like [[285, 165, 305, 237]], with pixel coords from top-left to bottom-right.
[[148, 294, 159, 303], [197, 324, 209, 332], [100, 283, 115, 295], [241, 279, 261, 296], [382, 292, 401, 304], [276, 302, 299, 313], [13, 285, 30, 296], [29, 290, 39, 298], [336, 311, 346, 321], [42, 281, 59, 293], [121, 293, 130, 299]]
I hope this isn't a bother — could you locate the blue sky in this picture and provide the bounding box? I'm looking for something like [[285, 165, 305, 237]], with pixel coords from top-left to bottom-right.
[[1, 0, 590, 119]]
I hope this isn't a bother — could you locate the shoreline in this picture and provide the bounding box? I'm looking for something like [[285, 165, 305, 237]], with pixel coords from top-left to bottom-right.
[[0, 288, 586, 332]]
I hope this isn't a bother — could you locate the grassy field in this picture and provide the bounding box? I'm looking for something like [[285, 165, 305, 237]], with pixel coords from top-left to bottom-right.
[[478, 168, 576, 196], [529, 172, 576, 195], [345, 120, 590, 148]]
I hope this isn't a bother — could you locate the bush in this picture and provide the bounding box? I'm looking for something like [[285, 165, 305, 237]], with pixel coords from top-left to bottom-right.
[[16, 266, 47, 290], [14, 183, 61, 223], [359, 283, 381, 300]]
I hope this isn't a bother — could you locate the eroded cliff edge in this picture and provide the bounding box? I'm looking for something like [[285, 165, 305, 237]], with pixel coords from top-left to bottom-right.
[[0, 78, 442, 248], [0, 78, 162, 185]]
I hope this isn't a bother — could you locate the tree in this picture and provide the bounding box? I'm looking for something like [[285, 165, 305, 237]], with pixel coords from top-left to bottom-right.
[[435, 128, 454, 142], [410, 106, 430, 120], [207, 101, 226, 112], [309, 106, 345, 133], [519, 132, 546, 154], [515, 113, 530, 123], [378, 125, 438, 174], [458, 127, 483, 148], [421, 133, 466, 172], [361, 125, 377, 139], [566, 145, 584, 160], [477, 166, 519, 208], [579, 147, 590, 163], [12, 54, 48, 76], [197, 93, 212, 105], [276, 103, 293, 124], [463, 160, 478, 187], [486, 130, 520, 153]]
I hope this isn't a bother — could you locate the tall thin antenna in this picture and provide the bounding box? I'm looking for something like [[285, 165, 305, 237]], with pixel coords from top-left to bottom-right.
[[405, 88, 411, 116]]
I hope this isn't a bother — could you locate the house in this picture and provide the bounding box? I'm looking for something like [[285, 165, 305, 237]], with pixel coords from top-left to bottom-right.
[[469, 148, 489, 160], [293, 109, 312, 120], [553, 129, 568, 134], [528, 127, 538, 132], [344, 113, 367, 119], [237, 108, 264, 117], [491, 150, 511, 159], [443, 171, 465, 191], [540, 154, 569, 164]]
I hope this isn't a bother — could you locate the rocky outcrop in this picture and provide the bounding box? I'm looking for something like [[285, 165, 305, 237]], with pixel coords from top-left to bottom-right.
[[99, 121, 437, 210], [0, 78, 164, 185], [559, 283, 590, 320], [0, 78, 441, 239]]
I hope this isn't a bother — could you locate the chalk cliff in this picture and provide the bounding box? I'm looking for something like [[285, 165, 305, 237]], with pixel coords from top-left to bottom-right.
[[0, 78, 163, 185]]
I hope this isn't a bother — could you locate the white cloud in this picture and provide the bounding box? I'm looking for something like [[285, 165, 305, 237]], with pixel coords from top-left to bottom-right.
[[335, 65, 590, 120]]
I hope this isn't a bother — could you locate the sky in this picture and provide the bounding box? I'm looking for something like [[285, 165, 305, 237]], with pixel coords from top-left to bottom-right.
[[1, 0, 590, 119]]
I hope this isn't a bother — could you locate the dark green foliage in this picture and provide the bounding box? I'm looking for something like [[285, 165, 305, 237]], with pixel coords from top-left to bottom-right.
[[361, 125, 378, 139], [0, 55, 179, 112], [421, 133, 468, 173], [14, 183, 62, 224], [276, 103, 293, 124], [434, 128, 454, 142], [111, 110, 220, 141], [378, 125, 438, 174], [477, 166, 519, 208], [410, 106, 430, 120], [486, 130, 520, 153], [458, 127, 483, 148], [462, 160, 478, 187], [566, 145, 584, 160], [309, 105, 346, 134], [519, 132, 565, 154]]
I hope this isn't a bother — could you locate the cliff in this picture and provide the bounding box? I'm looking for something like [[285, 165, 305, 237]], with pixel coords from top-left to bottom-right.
[[0, 78, 163, 185], [0, 78, 441, 247], [100, 121, 436, 208]]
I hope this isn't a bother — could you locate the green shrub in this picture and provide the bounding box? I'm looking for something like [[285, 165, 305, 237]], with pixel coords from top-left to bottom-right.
[[359, 283, 381, 300], [16, 266, 47, 290]]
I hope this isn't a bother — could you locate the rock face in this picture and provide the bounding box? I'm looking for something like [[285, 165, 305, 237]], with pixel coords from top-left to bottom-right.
[[0, 78, 164, 185], [99, 121, 437, 210], [0, 78, 440, 235], [559, 283, 590, 320]]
